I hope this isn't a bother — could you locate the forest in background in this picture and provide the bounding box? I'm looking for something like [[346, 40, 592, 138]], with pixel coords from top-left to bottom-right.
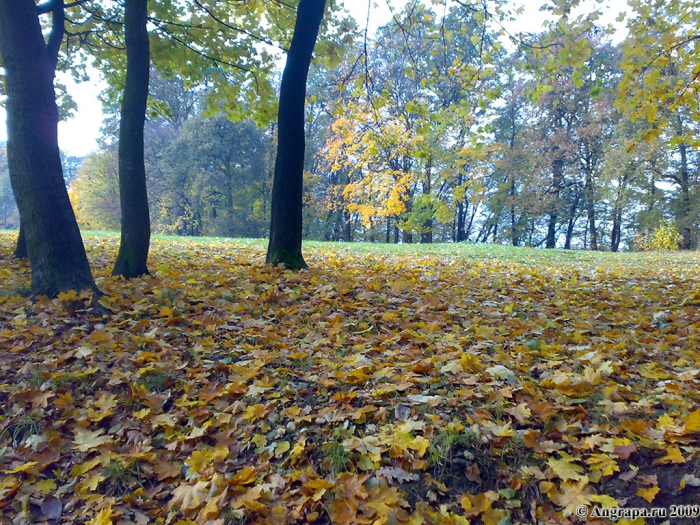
[[58, 0, 700, 252]]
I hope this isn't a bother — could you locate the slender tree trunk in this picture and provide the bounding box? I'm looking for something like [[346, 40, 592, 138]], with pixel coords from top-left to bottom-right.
[[266, 0, 326, 268], [466, 203, 478, 241], [564, 218, 575, 249], [13, 223, 27, 259], [343, 210, 352, 242], [584, 166, 598, 251], [564, 194, 580, 250], [611, 208, 621, 252], [112, 0, 151, 278], [420, 157, 433, 244], [0, 0, 97, 295], [546, 212, 557, 248], [677, 136, 693, 249], [510, 175, 520, 246], [546, 158, 563, 249]]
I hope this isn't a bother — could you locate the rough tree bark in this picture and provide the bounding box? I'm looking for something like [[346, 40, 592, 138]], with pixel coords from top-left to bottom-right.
[[13, 224, 27, 259], [266, 0, 326, 269], [112, 0, 151, 278], [0, 0, 98, 295], [583, 157, 598, 251], [546, 156, 563, 249], [420, 156, 433, 244], [676, 115, 693, 250]]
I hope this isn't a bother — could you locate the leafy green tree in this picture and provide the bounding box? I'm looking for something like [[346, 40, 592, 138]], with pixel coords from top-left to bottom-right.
[[618, 0, 700, 146], [69, 148, 121, 231], [155, 114, 272, 237], [615, 0, 700, 248], [316, 2, 503, 244]]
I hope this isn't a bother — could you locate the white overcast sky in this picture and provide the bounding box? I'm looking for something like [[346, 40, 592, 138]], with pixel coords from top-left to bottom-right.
[[0, 0, 627, 157]]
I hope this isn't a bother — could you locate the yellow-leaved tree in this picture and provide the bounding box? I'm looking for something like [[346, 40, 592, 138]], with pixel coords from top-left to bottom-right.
[[69, 150, 121, 231]]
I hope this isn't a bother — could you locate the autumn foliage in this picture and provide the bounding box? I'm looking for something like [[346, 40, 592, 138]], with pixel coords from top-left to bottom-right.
[[1, 233, 699, 524]]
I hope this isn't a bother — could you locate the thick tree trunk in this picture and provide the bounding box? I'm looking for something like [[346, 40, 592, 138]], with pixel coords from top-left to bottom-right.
[[112, 0, 151, 278], [0, 0, 98, 295], [13, 223, 27, 259], [266, 0, 326, 269]]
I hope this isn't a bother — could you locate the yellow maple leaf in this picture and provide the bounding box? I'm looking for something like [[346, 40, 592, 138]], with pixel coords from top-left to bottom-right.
[[274, 441, 291, 458], [77, 471, 104, 493], [94, 393, 118, 412], [185, 448, 227, 476], [33, 479, 57, 495], [683, 408, 700, 433], [3, 461, 38, 474], [547, 456, 586, 481], [57, 290, 79, 302], [303, 478, 335, 502], [232, 485, 264, 511], [242, 404, 267, 422], [289, 437, 306, 461], [199, 494, 223, 522], [344, 435, 383, 461], [657, 413, 675, 430], [230, 466, 257, 486], [505, 403, 531, 424], [408, 436, 430, 456], [381, 311, 400, 322], [171, 481, 209, 511], [586, 454, 620, 477], [482, 508, 506, 525], [590, 494, 619, 508], [483, 421, 517, 438], [636, 485, 659, 503], [652, 445, 685, 465], [72, 429, 114, 452], [461, 493, 492, 517], [87, 507, 113, 525], [158, 306, 174, 317], [133, 408, 150, 418], [549, 477, 595, 517]]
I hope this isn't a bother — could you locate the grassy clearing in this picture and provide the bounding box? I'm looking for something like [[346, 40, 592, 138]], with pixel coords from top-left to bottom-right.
[[77, 228, 700, 268]]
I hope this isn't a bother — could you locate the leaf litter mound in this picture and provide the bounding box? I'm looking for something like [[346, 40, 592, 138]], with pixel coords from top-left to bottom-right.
[[0, 233, 699, 525]]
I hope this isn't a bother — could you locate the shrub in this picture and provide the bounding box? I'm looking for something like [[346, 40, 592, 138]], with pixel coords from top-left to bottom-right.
[[634, 220, 681, 251]]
